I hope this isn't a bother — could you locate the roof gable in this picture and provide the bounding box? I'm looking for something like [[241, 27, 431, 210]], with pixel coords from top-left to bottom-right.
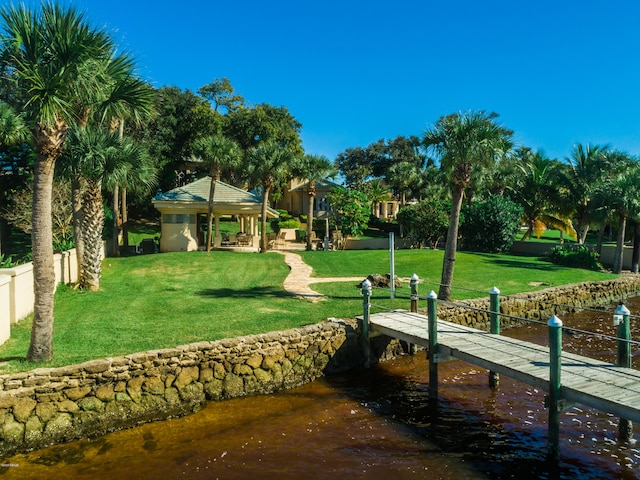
[[155, 177, 262, 204]]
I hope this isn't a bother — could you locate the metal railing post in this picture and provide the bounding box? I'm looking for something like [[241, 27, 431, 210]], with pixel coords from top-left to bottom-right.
[[489, 286, 500, 388], [427, 290, 438, 400], [615, 303, 633, 442], [547, 315, 563, 462], [361, 279, 372, 368]]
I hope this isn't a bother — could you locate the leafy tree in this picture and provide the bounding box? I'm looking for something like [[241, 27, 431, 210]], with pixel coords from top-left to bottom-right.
[[423, 111, 513, 300], [387, 161, 422, 206], [2, 179, 73, 249], [327, 187, 370, 237], [0, 102, 28, 256], [292, 153, 335, 250], [0, 3, 118, 361], [397, 199, 450, 249], [198, 77, 245, 114], [335, 146, 372, 190], [246, 139, 298, 252], [193, 133, 241, 251], [225, 104, 303, 161], [460, 196, 523, 253]]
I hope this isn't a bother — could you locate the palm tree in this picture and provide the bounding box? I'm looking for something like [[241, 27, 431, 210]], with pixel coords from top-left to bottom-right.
[[561, 143, 609, 244], [0, 3, 116, 361], [423, 111, 512, 300], [593, 151, 640, 273], [508, 149, 576, 241], [387, 162, 421, 206], [293, 154, 335, 250], [366, 179, 391, 217], [194, 133, 241, 251], [246, 140, 297, 253]]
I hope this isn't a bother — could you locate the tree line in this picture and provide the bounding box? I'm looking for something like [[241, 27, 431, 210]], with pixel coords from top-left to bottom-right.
[[0, 3, 637, 363]]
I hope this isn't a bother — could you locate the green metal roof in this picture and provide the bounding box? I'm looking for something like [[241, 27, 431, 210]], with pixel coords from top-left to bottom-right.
[[155, 177, 262, 204]]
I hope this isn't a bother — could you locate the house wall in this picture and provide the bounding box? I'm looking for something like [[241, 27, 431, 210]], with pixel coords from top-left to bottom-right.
[[158, 212, 199, 252]]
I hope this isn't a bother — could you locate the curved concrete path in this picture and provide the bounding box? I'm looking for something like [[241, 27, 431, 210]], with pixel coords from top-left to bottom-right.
[[275, 250, 364, 301]]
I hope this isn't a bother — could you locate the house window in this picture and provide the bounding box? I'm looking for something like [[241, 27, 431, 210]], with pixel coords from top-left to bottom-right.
[[163, 213, 196, 224]]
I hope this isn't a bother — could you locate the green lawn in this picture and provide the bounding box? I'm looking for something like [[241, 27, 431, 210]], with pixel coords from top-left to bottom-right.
[[0, 249, 616, 373]]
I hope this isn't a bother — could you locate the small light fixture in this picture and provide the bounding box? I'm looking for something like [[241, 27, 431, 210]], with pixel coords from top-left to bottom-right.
[[614, 303, 630, 326]]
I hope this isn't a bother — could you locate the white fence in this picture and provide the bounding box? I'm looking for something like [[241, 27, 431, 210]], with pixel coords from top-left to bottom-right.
[[0, 249, 79, 346]]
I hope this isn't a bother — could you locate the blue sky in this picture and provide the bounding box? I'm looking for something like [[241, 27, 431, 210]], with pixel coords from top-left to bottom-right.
[[11, 0, 640, 162]]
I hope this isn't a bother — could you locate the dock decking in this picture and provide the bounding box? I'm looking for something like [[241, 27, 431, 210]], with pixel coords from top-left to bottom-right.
[[369, 310, 640, 424]]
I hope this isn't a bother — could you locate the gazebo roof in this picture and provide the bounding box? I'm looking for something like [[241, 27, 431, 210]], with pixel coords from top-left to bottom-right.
[[153, 177, 278, 217], [155, 177, 262, 204]]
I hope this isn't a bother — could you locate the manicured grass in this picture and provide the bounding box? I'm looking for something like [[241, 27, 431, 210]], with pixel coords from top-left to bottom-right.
[[0, 249, 617, 373], [299, 249, 615, 297]]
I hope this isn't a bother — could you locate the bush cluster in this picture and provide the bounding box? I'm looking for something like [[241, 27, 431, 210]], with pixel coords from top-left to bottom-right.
[[547, 244, 603, 271], [460, 196, 522, 253]]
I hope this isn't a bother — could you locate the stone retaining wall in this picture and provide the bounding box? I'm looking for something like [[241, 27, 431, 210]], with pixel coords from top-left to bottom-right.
[[0, 320, 372, 457], [429, 275, 640, 330]]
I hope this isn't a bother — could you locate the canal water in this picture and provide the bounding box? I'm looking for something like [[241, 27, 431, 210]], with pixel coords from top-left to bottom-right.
[[1, 299, 639, 479]]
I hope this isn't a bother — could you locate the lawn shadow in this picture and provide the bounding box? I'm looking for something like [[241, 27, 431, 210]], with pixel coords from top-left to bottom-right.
[[472, 253, 563, 272], [196, 286, 291, 299]]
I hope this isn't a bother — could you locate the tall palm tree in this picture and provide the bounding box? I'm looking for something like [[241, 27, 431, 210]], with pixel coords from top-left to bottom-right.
[[593, 151, 640, 273], [366, 179, 391, 217], [292, 154, 335, 250], [0, 3, 116, 361], [246, 140, 297, 253], [561, 143, 609, 244], [194, 133, 241, 251], [423, 111, 512, 300], [508, 149, 576, 241]]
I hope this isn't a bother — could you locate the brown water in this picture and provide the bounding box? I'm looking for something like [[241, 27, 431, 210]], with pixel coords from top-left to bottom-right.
[[1, 301, 640, 480]]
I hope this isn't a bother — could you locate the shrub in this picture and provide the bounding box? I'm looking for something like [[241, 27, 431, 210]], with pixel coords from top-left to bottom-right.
[[278, 219, 301, 229], [547, 245, 602, 271], [460, 196, 522, 253], [397, 199, 451, 248], [299, 214, 308, 223]]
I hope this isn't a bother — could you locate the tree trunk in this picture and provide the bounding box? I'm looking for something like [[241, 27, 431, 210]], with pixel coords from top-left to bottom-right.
[[596, 218, 606, 254], [438, 185, 464, 301], [206, 176, 216, 252], [27, 152, 58, 362], [579, 224, 590, 244], [81, 179, 104, 291], [111, 185, 120, 257], [613, 214, 627, 274], [122, 187, 129, 249], [632, 221, 640, 274], [71, 175, 85, 282], [306, 183, 315, 251], [260, 186, 271, 253]]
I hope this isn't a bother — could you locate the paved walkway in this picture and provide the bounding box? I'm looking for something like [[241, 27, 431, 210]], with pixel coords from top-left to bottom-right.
[[274, 250, 364, 301]]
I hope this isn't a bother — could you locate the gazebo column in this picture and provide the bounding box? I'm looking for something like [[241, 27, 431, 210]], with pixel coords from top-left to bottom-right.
[[213, 215, 221, 247]]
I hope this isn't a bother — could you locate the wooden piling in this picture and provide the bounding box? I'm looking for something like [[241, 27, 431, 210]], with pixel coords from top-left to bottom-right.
[[361, 279, 372, 368], [489, 286, 500, 388], [547, 315, 563, 462], [427, 291, 438, 400], [615, 304, 633, 442]]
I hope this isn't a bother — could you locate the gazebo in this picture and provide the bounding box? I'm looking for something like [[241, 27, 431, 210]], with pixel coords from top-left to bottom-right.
[[152, 177, 278, 252]]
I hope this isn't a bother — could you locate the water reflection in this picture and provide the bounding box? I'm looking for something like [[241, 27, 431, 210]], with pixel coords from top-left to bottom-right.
[[1, 299, 639, 479]]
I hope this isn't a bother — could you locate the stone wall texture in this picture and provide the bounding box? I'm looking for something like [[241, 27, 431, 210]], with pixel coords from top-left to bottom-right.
[[1, 276, 640, 456]]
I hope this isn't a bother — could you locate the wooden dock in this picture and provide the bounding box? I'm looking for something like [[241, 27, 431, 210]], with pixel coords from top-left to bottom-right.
[[368, 310, 640, 424]]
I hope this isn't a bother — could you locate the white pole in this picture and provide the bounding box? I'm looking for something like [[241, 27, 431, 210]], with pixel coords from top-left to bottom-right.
[[389, 231, 395, 299]]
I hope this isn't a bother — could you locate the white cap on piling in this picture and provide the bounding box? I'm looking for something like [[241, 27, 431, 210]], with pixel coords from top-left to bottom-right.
[[615, 304, 630, 316], [490, 286, 500, 295], [428, 290, 437, 299], [411, 273, 419, 282], [548, 315, 563, 327]]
